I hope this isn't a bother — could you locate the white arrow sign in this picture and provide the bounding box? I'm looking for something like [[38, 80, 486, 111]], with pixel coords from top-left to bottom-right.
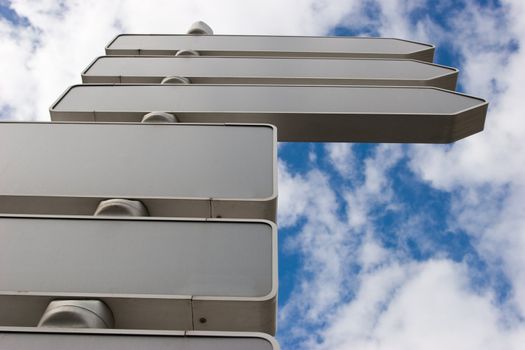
[[50, 84, 488, 143], [106, 34, 435, 62], [83, 56, 457, 89], [0, 122, 276, 220], [0, 216, 277, 334]]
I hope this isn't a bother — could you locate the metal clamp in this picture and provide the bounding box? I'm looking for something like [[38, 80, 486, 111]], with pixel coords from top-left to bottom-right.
[[175, 49, 200, 57], [161, 76, 191, 84], [94, 198, 149, 216], [187, 21, 213, 35], [141, 111, 179, 123], [38, 300, 114, 329]]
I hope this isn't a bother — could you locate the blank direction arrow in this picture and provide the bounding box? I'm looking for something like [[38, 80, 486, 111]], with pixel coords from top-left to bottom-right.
[[0, 216, 277, 334], [51, 84, 488, 143], [0, 122, 276, 220], [0, 330, 278, 350], [83, 56, 457, 89], [106, 34, 435, 62]]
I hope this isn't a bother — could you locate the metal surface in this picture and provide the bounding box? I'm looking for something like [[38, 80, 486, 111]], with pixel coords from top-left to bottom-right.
[[50, 84, 488, 143], [82, 56, 457, 89], [38, 300, 115, 329], [0, 122, 276, 220], [0, 216, 277, 334], [0, 329, 278, 350], [105, 34, 435, 61]]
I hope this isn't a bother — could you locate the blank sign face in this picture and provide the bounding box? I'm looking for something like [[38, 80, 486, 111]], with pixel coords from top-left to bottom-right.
[[82, 56, 457, 89], [0, 216, 277, 333], [0, 122, 276, 219], [0, 217, 273, 297], [51, 84, 488, 143], [106, 34, 435, 62], [0, 331, 277, 350]]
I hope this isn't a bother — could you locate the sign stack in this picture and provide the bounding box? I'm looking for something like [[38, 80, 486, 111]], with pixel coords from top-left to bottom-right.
[[0, 21, 487, 348]]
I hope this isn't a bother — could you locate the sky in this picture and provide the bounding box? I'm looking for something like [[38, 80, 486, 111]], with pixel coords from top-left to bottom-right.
[[0, 0, 524, 349]]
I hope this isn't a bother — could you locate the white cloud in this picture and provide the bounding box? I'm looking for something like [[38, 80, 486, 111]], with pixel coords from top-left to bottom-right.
[[0, 1, 124, 120], [325, 143, 355, 177], [277, 159, 321, 228], [278, 161, 352, 323], [404, 0, 525, 322], [345, 144, 403, 230], [358, 234, 390, 272], [318, 260, 525, 350], [278, 143, 405, 347]]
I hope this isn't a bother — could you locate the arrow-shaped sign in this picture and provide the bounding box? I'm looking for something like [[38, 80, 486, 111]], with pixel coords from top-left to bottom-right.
[[106, 34, 435, 62], [83, 56, 457, 89], [0, 216, 277, 334], [0, 122, 276, 220], [51, 84, 488, 143]]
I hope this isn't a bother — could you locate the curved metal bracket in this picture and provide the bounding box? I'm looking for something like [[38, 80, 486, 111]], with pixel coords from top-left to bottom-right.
[[175, 49, 200, 57], [141, 111, 179, 123], [94, 198, 149, 217], [38, 300, 114, 329], [187, 21, 213, 35], [161, 76, 191, 85]]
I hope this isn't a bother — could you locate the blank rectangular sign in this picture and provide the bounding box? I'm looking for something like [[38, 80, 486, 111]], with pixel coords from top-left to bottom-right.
[[82, 56, 457, 89], [50, 84, 488, 143], [0, 122, 276, 220], [0, 216, 277, 334], [106, 34, 435, 62], [0, 329, 278, 350]]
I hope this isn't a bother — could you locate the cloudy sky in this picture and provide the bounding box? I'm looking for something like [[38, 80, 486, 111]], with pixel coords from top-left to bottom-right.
[[1, 0, 524, 349]]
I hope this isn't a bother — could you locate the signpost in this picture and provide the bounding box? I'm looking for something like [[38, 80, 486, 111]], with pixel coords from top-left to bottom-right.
[[105, 34, 435, 62], [82, 56, 458, 89], [0, 20, 489, 349], [0, 329, 279, 350], [0, 122, 276, 220], [0, 215, 277, 334], [50, 84, 488, 143]]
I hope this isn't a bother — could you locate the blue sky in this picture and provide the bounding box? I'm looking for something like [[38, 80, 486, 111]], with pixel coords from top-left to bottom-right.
[[1, 1, 525, 349]]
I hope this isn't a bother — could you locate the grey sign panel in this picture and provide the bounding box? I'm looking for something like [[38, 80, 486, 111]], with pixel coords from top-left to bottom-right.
[[0, 329, 279, 350], [50, 84, 488, 143], [0, 216, 277, 334], [105, 34, 435, 62], [0, 122, 276, 220], [82, 56, 457, 89]]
